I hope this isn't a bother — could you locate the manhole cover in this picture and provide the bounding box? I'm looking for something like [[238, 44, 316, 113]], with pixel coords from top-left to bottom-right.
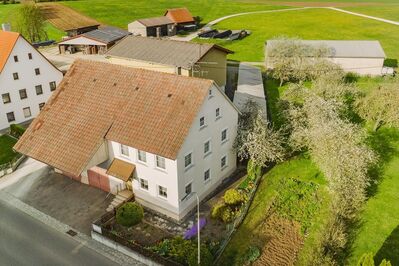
[[66, 229, 77, 236]]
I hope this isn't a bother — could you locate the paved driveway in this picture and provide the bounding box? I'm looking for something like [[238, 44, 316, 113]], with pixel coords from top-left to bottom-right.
[[3, 166, 113, 235]]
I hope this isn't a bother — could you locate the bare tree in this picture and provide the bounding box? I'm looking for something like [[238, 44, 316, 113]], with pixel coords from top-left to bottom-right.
[[14, 2, 48, 43], [357, 82, 399, 131], [267, 37, 339, 86], [235, 103, 286, 167]]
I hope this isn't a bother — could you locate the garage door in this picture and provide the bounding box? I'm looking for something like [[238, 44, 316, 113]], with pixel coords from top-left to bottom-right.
[[88, 166, 110, 192]]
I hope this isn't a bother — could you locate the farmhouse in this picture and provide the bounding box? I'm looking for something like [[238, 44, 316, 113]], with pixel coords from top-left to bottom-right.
[[265, 40, 386, 76], [106, 36, 233, 88], [58, 26, 131, 55], [164, 7, 196, 30], [14, 60, 239, 221], [0, 30, 63, 131], [128, 16, 176, 37]]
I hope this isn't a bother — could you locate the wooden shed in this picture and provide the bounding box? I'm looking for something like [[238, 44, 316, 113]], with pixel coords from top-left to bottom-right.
[[58, 26, 131, 55]]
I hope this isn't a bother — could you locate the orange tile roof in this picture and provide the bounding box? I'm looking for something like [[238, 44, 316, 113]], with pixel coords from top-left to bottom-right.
[[165, 8, 195, 24], [14, 60, 213, 176], [0, 31, 19, 73]]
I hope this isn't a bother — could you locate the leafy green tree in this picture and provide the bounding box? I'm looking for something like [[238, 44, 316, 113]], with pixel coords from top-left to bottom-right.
[[14, 2, 48, 42]]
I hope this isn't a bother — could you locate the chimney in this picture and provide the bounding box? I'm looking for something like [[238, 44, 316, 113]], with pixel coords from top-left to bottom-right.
[[2, 23, 11, 32]]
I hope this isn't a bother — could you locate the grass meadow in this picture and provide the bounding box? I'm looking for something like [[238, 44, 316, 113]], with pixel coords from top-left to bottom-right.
[[0, 3, 64, 41], [62, 0, 288, 28], [194, 8, 399, 62]]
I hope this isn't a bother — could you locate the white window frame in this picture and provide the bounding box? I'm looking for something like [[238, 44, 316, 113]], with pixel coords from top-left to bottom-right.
[[216, 107, 221, 120], [140, 178, 149, 191], [204, 169, 211, 182], [158, 185, 168, 198], [137, 150, 147, 163], [184, 152, 193, 170], [2, 93, 11, 104], [221, 128, 228, 143], [221, 155, 228, 170], [203, 139, 211, 157], [199, 116, 205, 129], [23, 107, 31, 118], [155, 155, 166, 170], [120, 144, 129, 157], [185, 182, 192, 196]]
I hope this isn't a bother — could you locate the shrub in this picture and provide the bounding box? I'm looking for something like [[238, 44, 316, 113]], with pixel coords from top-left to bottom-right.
[[220, 207, 235, 223], [151, 237, 214, 265], [239, 246, 261, 264], [211, 202, 236, 223], [116, 202, 143, 227], [187, 245, 213, 266], [223, 188, 244, 206], [9, 124, 26, 138], [211, 202, 226, 220], [247, 159, 261, 180]]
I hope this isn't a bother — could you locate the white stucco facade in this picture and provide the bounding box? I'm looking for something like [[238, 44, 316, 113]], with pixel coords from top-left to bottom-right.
[[0, 36, 63, 130], [82, 83, 239, 221]]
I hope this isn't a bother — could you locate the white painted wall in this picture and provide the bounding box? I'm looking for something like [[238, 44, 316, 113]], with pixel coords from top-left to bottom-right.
[[176, 83, 238, 219], [105, 84, 239, 221], [0, 36, 63, 130], [330, 57, 384, 76], [58, 36, 107, 46], [108, 140, 181, 217], [128, 21, 147, 36]]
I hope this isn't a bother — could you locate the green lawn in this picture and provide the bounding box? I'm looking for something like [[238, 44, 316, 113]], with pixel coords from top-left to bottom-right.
[[344, 5, 399, 22], [220, 155, 329, 264], [62, 0, 288, 28], [0, 135, 18, 165], [194, 8, 399, 62]]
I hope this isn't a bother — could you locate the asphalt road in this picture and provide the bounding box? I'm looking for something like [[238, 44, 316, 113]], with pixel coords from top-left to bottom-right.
[[0, 198, 118, 266]]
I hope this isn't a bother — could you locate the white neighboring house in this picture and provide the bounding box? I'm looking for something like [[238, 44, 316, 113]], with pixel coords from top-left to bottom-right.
[[265, 40, 386, 76], [0, 30, 63, 131], [15, 60, 239, 221]]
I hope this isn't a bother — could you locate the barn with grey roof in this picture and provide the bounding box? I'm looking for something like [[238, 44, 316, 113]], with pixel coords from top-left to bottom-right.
[[58, 26, 131, 55], [265, 40, 387, 76], [106, 36, 233, 87]]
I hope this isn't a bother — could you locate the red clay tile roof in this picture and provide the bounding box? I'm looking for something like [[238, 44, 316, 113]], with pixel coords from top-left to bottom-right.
[[0, 31, 19, 73], [165, 8, 195, 24], [14, 60, 213, 176]]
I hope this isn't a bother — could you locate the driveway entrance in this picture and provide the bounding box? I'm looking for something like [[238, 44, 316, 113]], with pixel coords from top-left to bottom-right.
[[3, 166, 113, 235]]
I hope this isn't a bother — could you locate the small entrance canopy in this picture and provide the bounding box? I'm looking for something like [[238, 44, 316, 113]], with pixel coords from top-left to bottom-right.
[[106, 158, 135, 182]]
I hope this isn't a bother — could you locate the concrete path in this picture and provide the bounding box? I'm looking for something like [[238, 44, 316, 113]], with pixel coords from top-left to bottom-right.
[[233, 63, 267, 119], [0, 158, 47, 190], [327, 7, 399, 26]]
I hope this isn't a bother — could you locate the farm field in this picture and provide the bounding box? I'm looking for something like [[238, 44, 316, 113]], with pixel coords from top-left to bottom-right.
[[219, 155, 330, 265], [62, 0, 288, 28], [194, 7, 399, 62]]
